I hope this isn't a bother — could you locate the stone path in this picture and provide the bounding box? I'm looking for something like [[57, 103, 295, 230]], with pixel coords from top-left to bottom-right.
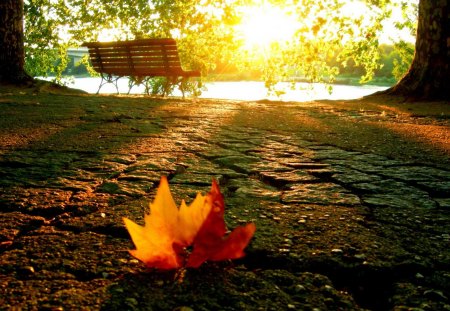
[[0, 96, 449, 310]]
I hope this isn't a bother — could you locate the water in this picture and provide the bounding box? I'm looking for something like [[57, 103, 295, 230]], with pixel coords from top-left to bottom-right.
[[67, 77, 389, 101]]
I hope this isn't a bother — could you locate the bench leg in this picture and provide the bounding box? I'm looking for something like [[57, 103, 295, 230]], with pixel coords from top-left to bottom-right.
[[163, 77, 177, 97], [96, 74, 107, 94], [163, 78, 173, 97], [112, 76, 120, 94], [97, 74, 120, 94], [96, 83, 102, 95], [127, 78, 135, 95], [128, 76, 146, 95], [179, 77, 187, 99]]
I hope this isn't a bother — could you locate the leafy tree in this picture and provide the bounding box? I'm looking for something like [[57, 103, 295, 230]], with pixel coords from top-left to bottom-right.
[[21, 0, 396, 86], [25, 0, 239, 78], [1, 0, 448, 100], [381, 0, 448, 100], [24, 0, 69, 82]]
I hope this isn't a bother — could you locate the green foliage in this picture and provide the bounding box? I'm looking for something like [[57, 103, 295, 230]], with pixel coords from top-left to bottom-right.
[[392, 40, 415, 80], [24, 0, 60, 77], [23, 0, 417, 94], [391, 1, 418, 80], [141, 77, 169, 96]]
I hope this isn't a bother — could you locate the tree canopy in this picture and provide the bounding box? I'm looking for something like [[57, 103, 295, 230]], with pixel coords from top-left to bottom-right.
[[21, 0, 420, 91]]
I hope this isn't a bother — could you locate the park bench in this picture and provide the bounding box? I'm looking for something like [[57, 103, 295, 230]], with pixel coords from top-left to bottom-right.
[[82, 38, 201, 96]]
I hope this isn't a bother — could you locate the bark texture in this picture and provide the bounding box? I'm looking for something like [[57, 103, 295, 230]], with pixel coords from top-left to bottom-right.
[[383, 0, 449, 100], [0, 0, 31, 83]]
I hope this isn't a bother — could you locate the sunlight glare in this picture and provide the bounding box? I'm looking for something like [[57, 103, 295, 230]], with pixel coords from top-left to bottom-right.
[[237, 4, 298, 49], [341, 0, 371, 18], [97, 28, 123, 42]]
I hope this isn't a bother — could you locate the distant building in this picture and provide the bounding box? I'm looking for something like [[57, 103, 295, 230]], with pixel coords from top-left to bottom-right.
[[65, 47, 89, 74], [67, 47, 88, 64]]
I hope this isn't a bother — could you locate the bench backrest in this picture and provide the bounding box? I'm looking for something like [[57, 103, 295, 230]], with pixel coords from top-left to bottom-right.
[[82, 38, 188, 77]]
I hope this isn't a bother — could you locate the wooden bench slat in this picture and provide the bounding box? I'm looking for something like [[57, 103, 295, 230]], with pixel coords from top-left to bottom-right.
[[87, 48, 179, 54], [96, 69, 200, 77], [83, 38, 177, 48], [90, 56, 182, 64], [91, 60, 182, 67]]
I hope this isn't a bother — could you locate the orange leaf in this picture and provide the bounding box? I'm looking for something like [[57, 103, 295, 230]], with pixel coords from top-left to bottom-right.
[[123, 177, 255, 269], [123, 176, 212, 269]]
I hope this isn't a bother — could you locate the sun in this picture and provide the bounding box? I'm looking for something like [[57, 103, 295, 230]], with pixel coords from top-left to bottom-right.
[[236, 4, 298, 49]]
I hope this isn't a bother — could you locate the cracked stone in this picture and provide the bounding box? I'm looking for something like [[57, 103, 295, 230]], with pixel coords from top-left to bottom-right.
[[282, 183, 361, 206], [379, 166, 450, 182], [332, 170, 382, 184], [361, 193, 437, 209], [214, 155, 260, 174], [259, 170, 319, 187], [416, 181, 450, 197]]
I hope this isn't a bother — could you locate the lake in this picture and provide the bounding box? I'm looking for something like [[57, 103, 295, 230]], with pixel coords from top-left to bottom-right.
[[68, 77, 389, 101]]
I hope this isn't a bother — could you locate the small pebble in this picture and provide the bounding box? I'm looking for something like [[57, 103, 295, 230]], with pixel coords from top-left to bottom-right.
[[40, 304, 63, 311], [18, 266, 35, 276], [289, 252, 300, 258], [284, 238, 293, 245], [103, 260, 113, 267]]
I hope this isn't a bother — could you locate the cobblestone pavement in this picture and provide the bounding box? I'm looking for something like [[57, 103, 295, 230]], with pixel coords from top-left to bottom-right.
[[0, 96, 449, 310]]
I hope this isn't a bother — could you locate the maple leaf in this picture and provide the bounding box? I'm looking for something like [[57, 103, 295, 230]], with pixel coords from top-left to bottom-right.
[[123, 176, 255, 269], [187, 180, 256, 268]]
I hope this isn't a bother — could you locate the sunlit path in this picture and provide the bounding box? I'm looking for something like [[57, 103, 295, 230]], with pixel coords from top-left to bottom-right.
[[0, 87, 448, 309]]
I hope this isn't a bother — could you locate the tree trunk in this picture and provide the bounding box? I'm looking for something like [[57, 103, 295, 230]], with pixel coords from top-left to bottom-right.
[[382, 0, 449, 101], [0, 0, 32, 83]]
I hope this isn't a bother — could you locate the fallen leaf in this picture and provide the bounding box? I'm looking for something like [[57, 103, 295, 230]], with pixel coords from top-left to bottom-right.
[[123, 176, 255, 269], [187, 180, 256, 268]]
